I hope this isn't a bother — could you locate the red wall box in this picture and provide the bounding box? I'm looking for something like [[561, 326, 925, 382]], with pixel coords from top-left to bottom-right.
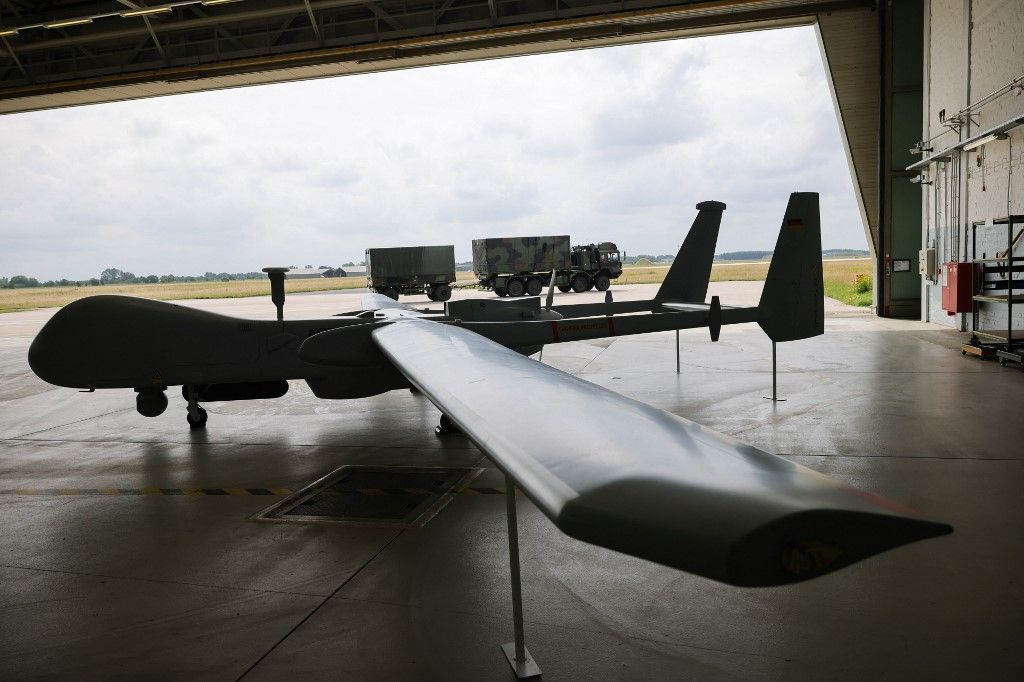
[[941, 262, 974, 314]]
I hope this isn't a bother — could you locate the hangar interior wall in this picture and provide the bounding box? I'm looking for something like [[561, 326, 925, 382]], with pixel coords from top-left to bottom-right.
[[921, 0, 1024, 328]]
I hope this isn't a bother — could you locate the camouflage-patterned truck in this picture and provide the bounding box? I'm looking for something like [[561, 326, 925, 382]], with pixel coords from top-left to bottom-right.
[[365, 245, 456, 301], [472, 236, 622, 296]]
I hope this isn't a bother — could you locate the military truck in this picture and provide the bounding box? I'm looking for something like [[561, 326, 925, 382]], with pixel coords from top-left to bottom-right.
[[472, 236, 622, 296], [365, 245, 456, 301]]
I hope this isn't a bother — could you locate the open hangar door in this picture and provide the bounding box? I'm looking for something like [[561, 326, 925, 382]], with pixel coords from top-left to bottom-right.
[[2, 0, 899, 311]]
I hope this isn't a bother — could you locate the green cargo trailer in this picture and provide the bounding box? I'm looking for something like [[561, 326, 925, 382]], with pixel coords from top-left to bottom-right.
[[365, 245, 456, 301], [472, 236, 622, 296]]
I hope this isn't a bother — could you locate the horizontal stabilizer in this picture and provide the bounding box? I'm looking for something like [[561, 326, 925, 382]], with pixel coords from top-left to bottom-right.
[[371, 318, 951, 587]]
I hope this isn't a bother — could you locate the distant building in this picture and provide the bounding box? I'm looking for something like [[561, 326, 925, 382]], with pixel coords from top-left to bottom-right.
[[287, 267, 332, 279], [338, 265, 366, 277]]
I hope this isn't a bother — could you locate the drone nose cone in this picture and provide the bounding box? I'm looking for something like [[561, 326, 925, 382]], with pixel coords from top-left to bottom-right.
[[28, 298, 97, 388]]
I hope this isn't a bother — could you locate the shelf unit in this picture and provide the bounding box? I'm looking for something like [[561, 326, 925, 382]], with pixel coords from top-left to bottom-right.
[[970, 215, 1024, 367]]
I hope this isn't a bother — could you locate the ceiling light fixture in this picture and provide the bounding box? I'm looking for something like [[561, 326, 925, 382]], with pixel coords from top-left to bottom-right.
[[121, 7, 173, 18], [43, 18, 94, 29], [963, 132, 1008, 151]]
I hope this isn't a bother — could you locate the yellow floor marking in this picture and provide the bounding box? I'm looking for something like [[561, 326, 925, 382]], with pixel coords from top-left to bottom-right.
[[56, 489, 79, 496], [98, 489, 120, 495], [223, 488, 250, 496], [183, 489, 207, 496], [270, 488, 294, 496], [141, 488, 162, 495]]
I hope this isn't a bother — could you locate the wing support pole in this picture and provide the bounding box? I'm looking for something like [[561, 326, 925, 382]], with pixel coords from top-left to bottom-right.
[[500, 473, 541, 679]]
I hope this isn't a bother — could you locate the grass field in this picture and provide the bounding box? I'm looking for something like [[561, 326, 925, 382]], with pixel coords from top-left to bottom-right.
[[619, 258, 874, 307], [0, 259, 873, 313]]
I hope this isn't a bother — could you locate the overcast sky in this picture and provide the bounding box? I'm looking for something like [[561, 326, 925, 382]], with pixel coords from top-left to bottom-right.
[[0, 25, 867, 281]]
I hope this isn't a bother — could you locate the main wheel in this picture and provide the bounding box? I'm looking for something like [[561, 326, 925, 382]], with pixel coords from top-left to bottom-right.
[[557, 285, 571, 293], [434, 414, 460, 437], [526, 278, 543, 296], [187, 406, 208, 430], [381, 287, 399, 300], [571, 274, 590, 293], [507, 279, 525, 297], [432, 284, 452, 302], [594, 273, 611, 291]]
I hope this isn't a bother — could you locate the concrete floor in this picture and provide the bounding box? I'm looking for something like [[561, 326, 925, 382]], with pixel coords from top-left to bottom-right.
[[1, 283, 1022, 680]]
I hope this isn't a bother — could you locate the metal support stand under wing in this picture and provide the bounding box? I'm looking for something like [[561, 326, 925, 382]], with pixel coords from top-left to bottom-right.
[[501, 474, 542, 679]]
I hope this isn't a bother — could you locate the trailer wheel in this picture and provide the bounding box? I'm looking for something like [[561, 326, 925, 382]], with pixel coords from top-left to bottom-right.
[[381, 287, 400, 300], [571, 274, 590, 293], [525, 278, 543, 296], [594, 273, 611, 291], [507, 279, 526, 297], [432, 284, 452, 302]]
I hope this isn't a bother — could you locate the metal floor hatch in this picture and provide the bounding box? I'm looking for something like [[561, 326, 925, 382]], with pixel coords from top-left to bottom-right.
[[255, 465, 482, 528]]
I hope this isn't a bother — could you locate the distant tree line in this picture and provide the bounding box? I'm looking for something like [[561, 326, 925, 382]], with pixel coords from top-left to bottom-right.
[[0, 267, 269, 289], [0, 265, 358, 289]]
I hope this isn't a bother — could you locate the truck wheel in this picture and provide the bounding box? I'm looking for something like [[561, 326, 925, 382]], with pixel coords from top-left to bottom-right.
[[495, 287, 508, 297], [557, 285, 571, 293], [432, 284, 452, 302], [507, 279, 525, 297], [381, 287, 399, 300], [571, 274, 590, 293], [594, 274, 611, 291], [526, 278, 543, 296]]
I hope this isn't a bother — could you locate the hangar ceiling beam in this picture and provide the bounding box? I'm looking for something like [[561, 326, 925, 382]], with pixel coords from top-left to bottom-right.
[[0, 0, 872, 114]]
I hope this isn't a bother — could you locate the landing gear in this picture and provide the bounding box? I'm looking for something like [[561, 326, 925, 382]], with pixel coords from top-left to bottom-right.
[[434, 413, 461, 437], [187, 406, 208, 429], [185, 384, 208, 430]]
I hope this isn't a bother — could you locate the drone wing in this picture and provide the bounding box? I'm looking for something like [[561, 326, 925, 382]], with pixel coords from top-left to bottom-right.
[[369, 317, 951, 587], [360, 293, 422, 312]]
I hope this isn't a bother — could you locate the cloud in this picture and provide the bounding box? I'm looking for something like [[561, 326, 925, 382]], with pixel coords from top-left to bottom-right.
[[0, 25, 867, 281]]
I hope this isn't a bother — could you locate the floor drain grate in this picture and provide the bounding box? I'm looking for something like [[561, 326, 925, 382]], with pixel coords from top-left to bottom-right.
[[255, 465, 482, 528]]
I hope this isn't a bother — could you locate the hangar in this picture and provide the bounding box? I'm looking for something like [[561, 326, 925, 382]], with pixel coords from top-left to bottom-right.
[[1, 0, 1022, 679]]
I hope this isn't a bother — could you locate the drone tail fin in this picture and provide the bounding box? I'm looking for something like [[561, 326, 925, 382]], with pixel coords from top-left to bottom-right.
[[757, 192, 824, 342], [655, 200, 725, 303]]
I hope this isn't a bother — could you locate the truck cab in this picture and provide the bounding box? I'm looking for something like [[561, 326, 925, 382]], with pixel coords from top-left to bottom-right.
[[569, 242, 622, 291]]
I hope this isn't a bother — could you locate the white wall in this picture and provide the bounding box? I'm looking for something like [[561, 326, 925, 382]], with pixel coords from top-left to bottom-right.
[[922, 0, 1024, 329]]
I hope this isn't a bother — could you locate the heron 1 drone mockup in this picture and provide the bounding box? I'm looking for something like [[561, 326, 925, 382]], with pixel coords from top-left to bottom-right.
[[29, 193, 951, 590]]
